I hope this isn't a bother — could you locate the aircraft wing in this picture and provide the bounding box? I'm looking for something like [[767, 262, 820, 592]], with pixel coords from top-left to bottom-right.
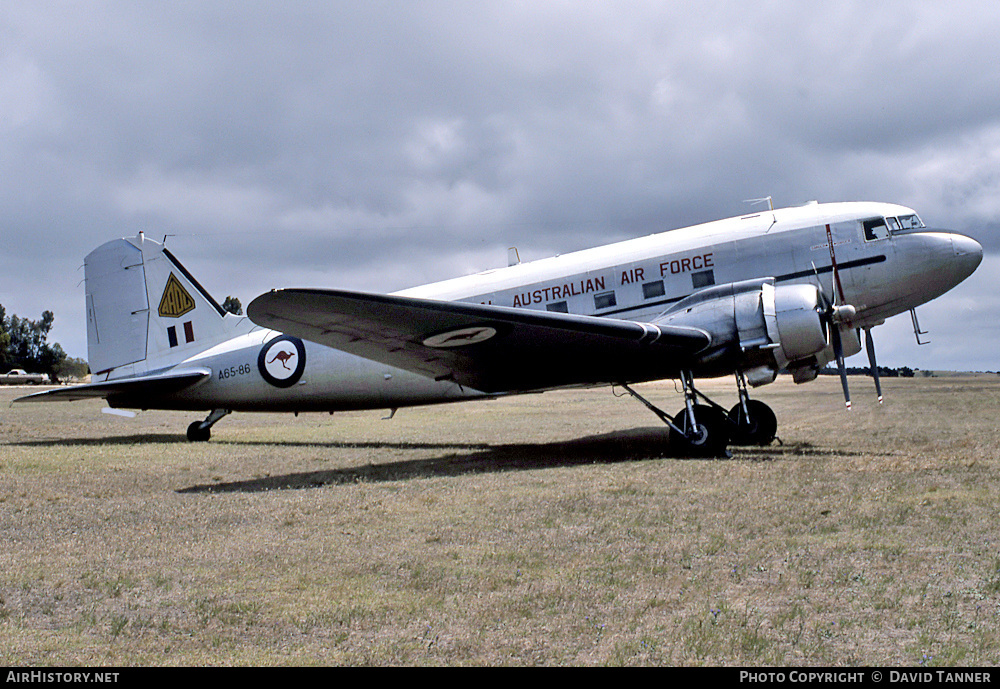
[[13, 368, 211, 404], [248, 289, 710, 393]]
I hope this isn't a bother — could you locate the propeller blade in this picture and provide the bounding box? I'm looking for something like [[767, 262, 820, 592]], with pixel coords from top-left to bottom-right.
[[832, 326, 851, 410], [864, 328, 883, 404], [824, 224, 848, 305], [816, 251, 855, 412]]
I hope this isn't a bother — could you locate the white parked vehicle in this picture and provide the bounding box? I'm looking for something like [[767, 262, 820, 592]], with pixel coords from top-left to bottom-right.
[[3, 369, 51, 385]]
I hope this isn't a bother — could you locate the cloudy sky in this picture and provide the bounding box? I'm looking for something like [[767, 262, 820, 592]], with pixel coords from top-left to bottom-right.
[[3, 1, 999, 372]]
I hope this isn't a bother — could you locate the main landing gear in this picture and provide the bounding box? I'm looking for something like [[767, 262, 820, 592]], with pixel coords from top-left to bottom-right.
[[186, 408, 231, 442], [620, 371, 777, 457], [727, 371, 778, 447]]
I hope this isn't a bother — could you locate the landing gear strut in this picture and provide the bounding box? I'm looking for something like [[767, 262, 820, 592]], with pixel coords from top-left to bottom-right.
[[621, 371, 730, 457], [186, 408, 231, 442]]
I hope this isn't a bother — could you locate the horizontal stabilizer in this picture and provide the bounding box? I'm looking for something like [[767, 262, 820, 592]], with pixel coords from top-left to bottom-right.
[[248, 289, 709, 392], [13, 369, 211, 404]]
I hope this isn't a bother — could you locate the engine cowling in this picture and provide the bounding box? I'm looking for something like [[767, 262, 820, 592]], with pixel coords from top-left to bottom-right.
[[652, 278, 835, 384], [764, 283, 828, 366]]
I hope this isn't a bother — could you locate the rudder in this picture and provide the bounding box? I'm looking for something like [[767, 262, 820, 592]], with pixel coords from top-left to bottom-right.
[[85, 238, 149, 375]]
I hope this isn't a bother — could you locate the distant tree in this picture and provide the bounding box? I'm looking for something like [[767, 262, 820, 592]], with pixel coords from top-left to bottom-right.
[[56, 356, 90, 381], [0, 304, 10, 372], [0, 305, 68, 380], [222, 295, 243, 316], [875, 366, 899, 378]]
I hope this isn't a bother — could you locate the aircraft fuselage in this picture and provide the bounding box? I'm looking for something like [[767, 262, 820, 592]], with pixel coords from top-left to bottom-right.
[[98, 201, 981, 414]]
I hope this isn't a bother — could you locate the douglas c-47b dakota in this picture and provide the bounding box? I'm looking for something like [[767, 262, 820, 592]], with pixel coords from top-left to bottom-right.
[[16, 201, 983, 456]]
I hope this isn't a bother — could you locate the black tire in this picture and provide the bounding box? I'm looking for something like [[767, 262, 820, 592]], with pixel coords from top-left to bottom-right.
[[186, 421, 211, 442], [727, 400, 777, 446], [669, 404, 730, 457]]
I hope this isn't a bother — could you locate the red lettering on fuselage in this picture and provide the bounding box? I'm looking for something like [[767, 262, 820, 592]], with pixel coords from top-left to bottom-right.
[[511, 275, 606, 307], [660, 252, 714, 277], [620, 267, 645, 285]]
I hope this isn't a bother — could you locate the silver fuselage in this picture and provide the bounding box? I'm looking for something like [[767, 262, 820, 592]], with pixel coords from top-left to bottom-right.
[[114, 202, 983, 412]]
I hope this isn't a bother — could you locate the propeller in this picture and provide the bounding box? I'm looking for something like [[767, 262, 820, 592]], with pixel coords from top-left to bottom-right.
[[821, 288, 885, 409], [812, 224, 888, 409], [864, 327, 883, 404], [812, 243, 855, 411]]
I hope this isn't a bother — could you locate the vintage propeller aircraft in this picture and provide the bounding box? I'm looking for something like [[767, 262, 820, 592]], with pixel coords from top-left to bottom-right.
[[16, 201, 982, 456]]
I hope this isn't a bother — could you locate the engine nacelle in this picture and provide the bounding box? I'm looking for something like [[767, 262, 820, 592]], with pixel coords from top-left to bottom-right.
[[653, 278, 833, 382], [764, 283, 828, 367]]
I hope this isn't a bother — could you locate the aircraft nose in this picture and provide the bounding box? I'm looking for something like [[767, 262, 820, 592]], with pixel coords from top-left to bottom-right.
[[950, 233, 983, 279]]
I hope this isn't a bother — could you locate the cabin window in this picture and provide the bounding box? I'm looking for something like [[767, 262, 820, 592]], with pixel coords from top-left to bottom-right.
[[546, 301, 568, 313], [594, 291, 617, 309], [642, 280, 665, 299], [863, 218, 890, 241], [691, 270, 715, 289]]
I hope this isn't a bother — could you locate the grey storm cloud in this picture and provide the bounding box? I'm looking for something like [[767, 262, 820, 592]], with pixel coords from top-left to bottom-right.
[[3, 1, 1000, 371]]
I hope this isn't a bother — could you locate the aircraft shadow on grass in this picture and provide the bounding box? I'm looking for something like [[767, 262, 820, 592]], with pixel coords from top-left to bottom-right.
[[7, 428, 875, 494], [175, 429, 871, 494], [11, 433, 189, 446]]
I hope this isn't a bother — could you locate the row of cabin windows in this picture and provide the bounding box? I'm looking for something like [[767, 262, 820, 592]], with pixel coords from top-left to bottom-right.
[[542, 269, 716, 313]]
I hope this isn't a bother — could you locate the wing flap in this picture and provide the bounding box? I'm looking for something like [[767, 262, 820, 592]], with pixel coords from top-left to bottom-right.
[[248, 289, 709, 392], [13, 369, 211, 404]]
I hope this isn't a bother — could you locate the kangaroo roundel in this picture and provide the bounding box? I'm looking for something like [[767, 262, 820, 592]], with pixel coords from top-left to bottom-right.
[[258, 336, 306, 388]]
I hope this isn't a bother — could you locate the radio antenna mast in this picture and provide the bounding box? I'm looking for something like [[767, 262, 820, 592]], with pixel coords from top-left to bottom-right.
[[744, 196, 777, 231]]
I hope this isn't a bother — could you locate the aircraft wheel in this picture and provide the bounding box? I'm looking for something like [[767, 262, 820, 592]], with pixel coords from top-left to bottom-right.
[[669, 405, 730, 457], [186, 421, 211, 442], [727, 400, 777, 446]]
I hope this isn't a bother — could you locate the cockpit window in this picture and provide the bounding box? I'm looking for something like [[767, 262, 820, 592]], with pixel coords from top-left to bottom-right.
[[886, 216, 900, 233], [863, 218, 890, 241], [896, 214, 924, 230]]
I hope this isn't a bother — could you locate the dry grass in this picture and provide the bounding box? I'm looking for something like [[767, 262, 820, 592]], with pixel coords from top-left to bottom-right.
[[1, 374, 999, 666]]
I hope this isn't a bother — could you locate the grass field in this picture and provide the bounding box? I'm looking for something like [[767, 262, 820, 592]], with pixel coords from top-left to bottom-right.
[[2, 374, 999, 666]]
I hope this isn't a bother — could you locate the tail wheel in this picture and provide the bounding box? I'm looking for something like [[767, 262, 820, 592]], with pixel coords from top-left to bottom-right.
[[669, 404, 730, 457], [727, 400, 777, 446], [186, 421, 211, 442]]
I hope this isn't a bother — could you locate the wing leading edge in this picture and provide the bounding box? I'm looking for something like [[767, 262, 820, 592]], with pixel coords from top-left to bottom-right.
[[247, 289, 710, 393]]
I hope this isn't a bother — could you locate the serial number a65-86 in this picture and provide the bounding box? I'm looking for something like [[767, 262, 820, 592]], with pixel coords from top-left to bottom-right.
[[218, 363, 252, 380]]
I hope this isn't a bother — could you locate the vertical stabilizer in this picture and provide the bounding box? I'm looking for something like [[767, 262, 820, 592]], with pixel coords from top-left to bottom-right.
[[85, 233, 244, 378], [85, 238, 149, 375]]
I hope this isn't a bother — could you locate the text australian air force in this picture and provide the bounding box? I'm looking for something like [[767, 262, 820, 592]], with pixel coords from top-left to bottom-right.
[[508, 252, 715, 308]]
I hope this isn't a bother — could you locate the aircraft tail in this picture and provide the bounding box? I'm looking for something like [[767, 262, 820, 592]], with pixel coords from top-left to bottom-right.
[[85, 233, 245, 378]]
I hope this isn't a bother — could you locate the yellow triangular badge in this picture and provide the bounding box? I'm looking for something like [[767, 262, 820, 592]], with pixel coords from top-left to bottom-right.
[[158, 273, 196, 318]]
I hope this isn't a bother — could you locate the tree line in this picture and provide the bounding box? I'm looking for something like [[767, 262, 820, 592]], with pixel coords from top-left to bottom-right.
[[820, 365, 916, 378], [0, 305, 87, 382]]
